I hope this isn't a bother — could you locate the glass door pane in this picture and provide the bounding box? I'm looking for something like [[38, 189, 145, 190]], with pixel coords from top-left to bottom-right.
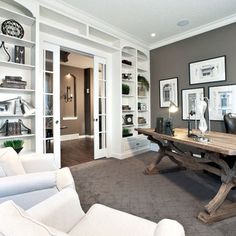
[[94, 57, 107, 159], [42, 42, 60, 168], [98, 63, 107, 150], [43, 49, 54, 154]]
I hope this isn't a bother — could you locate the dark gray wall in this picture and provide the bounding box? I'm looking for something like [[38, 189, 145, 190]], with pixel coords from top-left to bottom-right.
[[150, 23, 236, 132], [84, 68, 94, 135]]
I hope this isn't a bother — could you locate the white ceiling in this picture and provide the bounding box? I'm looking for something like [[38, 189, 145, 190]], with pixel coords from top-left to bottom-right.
[[59, 0, 236, 49]]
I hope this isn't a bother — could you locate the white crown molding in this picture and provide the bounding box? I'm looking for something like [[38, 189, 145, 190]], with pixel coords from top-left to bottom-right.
[[37, 0, 236, 51], [39, 0, 149, 50], [150, 13, 236, 50]]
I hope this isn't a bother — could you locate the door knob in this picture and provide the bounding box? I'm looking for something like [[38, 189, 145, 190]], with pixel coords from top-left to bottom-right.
[[93, 118, 98, 122], [55, 120, 59, 124]]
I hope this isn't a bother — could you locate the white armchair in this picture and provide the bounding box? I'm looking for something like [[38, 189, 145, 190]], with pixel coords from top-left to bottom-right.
[[0, 147, 74, 209], [0, 188, 185, 236], [0, 147, 58, 177]]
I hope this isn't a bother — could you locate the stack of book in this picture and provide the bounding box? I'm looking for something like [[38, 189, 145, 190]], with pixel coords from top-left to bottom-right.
[[0, 76, 27, 89]]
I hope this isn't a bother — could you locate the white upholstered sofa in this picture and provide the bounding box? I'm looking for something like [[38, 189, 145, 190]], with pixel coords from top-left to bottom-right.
[[0, 188, 185, 236], [0, 147, 74, 209]]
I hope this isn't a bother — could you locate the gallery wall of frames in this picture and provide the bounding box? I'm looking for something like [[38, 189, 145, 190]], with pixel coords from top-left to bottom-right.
[[150, 22, 236, 132]]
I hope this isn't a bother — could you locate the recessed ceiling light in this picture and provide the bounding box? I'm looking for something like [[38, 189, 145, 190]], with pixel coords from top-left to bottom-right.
[[177, 19, 189, 27], [150, 33, 156, 37]]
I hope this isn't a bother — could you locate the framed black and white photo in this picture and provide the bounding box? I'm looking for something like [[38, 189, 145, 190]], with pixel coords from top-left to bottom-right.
[[0, 101, 14, 115], [209, 84, 236, 121], [182, 88, 204, 120], [189, 56, 226, 85], [159, 77, 178, 108]]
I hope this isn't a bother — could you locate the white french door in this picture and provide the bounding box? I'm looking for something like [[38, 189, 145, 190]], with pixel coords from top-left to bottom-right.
[[94, 56, 108, 159], [42, 42, 61, 167]]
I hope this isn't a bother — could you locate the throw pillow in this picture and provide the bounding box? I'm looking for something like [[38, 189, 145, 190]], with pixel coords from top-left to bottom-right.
[[0, 147, 25, 176]]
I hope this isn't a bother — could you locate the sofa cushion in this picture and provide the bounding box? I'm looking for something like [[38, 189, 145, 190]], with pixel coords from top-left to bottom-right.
[[69, 203, 157, 236], [0, 200, 68, 236], [0, 147, 25, 176]]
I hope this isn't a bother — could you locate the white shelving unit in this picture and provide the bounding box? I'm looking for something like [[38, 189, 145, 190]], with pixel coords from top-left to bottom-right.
[[121, 46, 136, 138], [115, 45, 150, 158], [137, 50, 150, 130], [0, 3, 36, 153], [121, 46, 150, 138]]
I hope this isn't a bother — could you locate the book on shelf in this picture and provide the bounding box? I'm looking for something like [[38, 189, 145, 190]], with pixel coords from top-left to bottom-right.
[[1, 76, 27, 89], [2, 79, 27, 85], [5, 76, 23, 81], [0, 83, 26, 89]]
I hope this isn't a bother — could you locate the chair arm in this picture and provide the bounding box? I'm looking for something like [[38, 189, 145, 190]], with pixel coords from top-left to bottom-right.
[[154, 219, 185, 236], [20, 154, 57, 173], [0, 171, 57, 198], [56, 167, 75, 190], [27, 188, 85, 233], [0, 168, 74, 198]]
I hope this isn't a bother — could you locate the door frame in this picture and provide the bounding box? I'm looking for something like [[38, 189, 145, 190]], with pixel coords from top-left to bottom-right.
[[41, 42, 61, 167], [40, 34, 112, 164], [93, 56, 108, 159]]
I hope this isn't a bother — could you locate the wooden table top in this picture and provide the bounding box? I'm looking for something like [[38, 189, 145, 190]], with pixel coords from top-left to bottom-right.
[[136, 128, 236, 156]]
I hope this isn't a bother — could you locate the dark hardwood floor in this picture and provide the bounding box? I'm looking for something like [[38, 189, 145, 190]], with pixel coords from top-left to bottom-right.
[[61, 138, 94, 167]]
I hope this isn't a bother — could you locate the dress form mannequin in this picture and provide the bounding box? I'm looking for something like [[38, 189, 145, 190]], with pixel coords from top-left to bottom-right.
[[198, 99, 209, 142]]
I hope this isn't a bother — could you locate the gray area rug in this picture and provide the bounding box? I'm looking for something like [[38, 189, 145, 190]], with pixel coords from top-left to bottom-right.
[[70, 151, 236, 236]]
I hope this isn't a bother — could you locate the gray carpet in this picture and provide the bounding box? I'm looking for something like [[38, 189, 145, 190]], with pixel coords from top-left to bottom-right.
[[70, 151, 236, 236]]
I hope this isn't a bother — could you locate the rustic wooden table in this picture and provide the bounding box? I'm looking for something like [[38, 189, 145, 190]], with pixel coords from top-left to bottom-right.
[[136, 128, 236, 224]]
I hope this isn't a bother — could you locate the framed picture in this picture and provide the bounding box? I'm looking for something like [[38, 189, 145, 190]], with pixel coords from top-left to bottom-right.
[[159, 77, 178, 108], [209, 84, 236, 121], [0, 101, 15, 115], [182, 88, 204, 120], [189, 56, 226, 85]]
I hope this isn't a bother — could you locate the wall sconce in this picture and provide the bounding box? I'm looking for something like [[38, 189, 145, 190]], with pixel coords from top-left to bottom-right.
[[64, 86, 73, 102]]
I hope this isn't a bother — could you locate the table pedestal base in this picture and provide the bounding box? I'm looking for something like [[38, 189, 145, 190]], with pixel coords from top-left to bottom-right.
[[198, 202, 236, 224], [145, 136, 236, 224]]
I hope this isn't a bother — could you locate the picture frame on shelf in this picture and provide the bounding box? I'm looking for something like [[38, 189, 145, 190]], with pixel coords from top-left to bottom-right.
[[189, 56, 226, 85], [138, 102, 147, 111], [14, 46, 25, 64], [181, 87, 204, 120], [209, 84, 236, 121], [0, 101, 15, 115], [159, 77, 178, 108]]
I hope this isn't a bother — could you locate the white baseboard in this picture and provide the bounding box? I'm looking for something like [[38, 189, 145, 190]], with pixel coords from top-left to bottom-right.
[[111, 146, 150, 159], [61, 134, 94, 141]]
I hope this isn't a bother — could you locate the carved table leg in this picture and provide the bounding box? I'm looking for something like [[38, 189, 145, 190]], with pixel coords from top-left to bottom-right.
[[198, 181, 236, 223], [205, 182, 235, 214], [144, 150, 165, 175]]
